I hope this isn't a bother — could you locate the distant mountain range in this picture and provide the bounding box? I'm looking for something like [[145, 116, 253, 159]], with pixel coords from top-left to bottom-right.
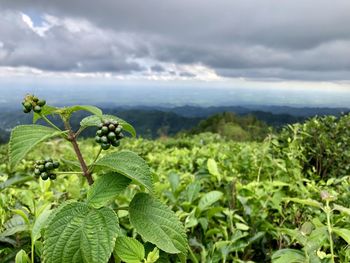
[[156, 105, 350, 118], [0, 105, 348, 143]]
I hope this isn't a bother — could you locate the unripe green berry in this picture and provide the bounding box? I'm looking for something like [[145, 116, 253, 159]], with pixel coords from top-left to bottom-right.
[[45, 157, 53, 162], [32, 96, 39, 102], [45, 162, 54, 170], [95, 136, 101, 143], [41, 172, 49, 180], [103, 120, 111, 126], [24, 102, 32, 110], [111, 140, 120, 147], [38, 165, 45, 172], [101, 143, 111, 150], [23, 108, 31, 113], [108, 124, 115, 131], [53, 161, 60, 169], [98, 123, 103, 129], [49, 174, 57, 180], [37, 100, 46, 106], [115, 127, 122, 133], [34, 169, 41, 175], [101, 136, 108, 143], [101, 126, 109, 134], [33, 105, 42, 113], [96, 130, 103, 137], [107, 132, 116, 140]]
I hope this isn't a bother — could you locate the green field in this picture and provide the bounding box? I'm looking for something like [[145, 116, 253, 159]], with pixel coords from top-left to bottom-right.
[[1, 112, 350, 262]]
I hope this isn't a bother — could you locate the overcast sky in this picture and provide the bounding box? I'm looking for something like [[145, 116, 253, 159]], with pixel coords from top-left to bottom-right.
[[0, 0, 350, 99]]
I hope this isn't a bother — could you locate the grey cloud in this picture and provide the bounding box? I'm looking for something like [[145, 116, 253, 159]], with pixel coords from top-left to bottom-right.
[[179, 72, 196, 78], [0, 11, 147, 73], [150, 65, 165, 72], [1, 1, 350, 80]]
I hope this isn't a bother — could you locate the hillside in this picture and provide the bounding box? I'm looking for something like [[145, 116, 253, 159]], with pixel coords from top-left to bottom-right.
[[0, 105, 345, 144], [187, 112, 270, 141]]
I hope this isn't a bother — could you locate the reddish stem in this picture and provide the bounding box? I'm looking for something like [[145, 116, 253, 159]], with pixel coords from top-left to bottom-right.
[[64, 121, 94, 185]]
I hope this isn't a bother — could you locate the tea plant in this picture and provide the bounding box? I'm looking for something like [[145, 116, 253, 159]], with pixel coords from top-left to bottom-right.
[[2, 106, 350, 262], [273, 191, 350, 263], [6, 95, 188, 263], [274, 114, 350, 179]]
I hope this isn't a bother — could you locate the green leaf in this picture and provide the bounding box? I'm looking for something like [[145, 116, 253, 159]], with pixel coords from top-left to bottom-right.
[[271, 249, 306, 263], [0, 216, 28, 237], [32, 208, 52, 242], [333, 227, 350, 244], [207, 159, 220, 177], [80, 114, 136, 137], [284, 198, 322, 208], [9, 125, 64, 168], [33, 105, 58, 123], [114, 236, 145, 263], [333, 204, 350, 217], [43, 202, 119, 263], [94, 151, 153, 192], [145, 247, 160, 263], [168, 173, 180, 192], [87, 173, 131, 208], [0, 176, 33, 191], [186, 181, 201, 203], [60, 105, 102, 118], [129, 193, 187, 254], [198, 191, 223, 211], [235, 223, 249, 231], [0, 236, 16, 246], [305, 226, 328, 253], [1, 214, 27, 238], [15, 249, 30, 263], [12, 209, 30, 225]]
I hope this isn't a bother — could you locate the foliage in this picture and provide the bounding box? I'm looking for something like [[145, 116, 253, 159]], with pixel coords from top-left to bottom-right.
[[273, 114, 350, 179], [0, 104, 350, 262], [0, 97, 187, 263], [188, 112, 270, 141]]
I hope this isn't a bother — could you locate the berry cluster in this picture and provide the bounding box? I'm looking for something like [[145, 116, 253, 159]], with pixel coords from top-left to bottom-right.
[[22, 94, 46, 114], [34, 158, 59, 180], [95, 119, 124, 150]]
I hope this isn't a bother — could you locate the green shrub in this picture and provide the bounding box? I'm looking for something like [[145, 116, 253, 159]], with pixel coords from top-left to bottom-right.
[[273, 114, 350, 179]]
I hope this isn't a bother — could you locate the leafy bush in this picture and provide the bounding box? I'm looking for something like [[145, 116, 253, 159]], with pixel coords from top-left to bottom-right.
[[188, 112, 270, 141], [1, 99, 350, 262], [0, 95, 187, 263], [273, 114, 350, 179]]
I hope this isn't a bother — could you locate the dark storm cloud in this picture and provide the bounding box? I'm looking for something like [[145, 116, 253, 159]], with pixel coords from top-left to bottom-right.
[[1, 0, 350, 80]]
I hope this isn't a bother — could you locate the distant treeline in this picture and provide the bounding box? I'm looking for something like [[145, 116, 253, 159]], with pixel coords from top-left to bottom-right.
[[0, 105, 344, 144], [187, 112, 271, 141]]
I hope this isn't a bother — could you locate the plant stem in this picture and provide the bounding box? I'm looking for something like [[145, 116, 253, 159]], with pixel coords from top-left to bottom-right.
[[31, 241, 34, 263], [88, 147, 102, 173], [74, 127, 84, 138], [55, 171, 83, 175], [188, 245, 199, 263], [41, 114, 62, 132], [325, 201, 335, 263], [64, 121, 94, 185]]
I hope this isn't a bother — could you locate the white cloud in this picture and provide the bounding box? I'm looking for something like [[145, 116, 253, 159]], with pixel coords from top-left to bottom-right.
[[21, 13, 52, 37]]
